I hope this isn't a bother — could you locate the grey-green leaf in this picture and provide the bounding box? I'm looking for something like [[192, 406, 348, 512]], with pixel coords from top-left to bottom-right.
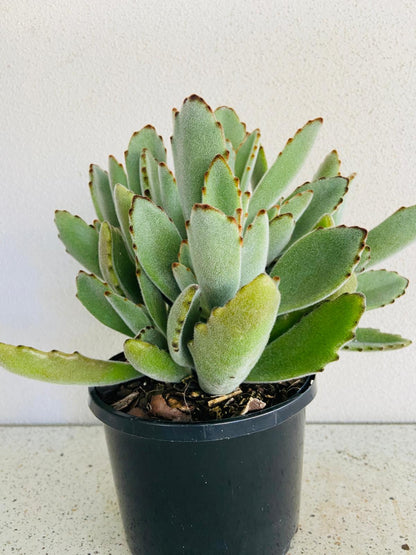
[[125, 125, 166, 194], [136, 262, 168, 335], [356, 270, 408, 310], [202, 155, 241, 217], [113, 184, 135, 255], [172, 95, 227, 220], [363, 205, 416, 268], [104, 290, 151, 335], [252, 145, 267, 189], [167, 284, 201, 367], [76, 272, 134, 336], [267, 214, 296, 264], [187, 204, 241, 310], [178, 240, 193, 270], [214, 105, 247, 150], [136, 326, 168, 350], [158, 162, 186, 237], [172, 263, 197, 291], [130, 196, 181, 301], [279, 190, 313, 221], [247, 293, 365, 382], [240, 210, 269, 287], [343, 328, 411, 351], [140, 149, 162, 206], [188, 274, 280, 395], [313, 150, 341, 179], [248, 118, 323, 221], [0, 343, 140, 385], [89, 164, 119, 226], [108, 155, 128, 190], [235, 130, 261, 192], [270, 226, 366, 314], [55, 210, 102, 278]]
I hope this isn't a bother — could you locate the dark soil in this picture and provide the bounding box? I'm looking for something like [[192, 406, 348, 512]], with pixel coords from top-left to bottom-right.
[[98, 370, 307, 423]]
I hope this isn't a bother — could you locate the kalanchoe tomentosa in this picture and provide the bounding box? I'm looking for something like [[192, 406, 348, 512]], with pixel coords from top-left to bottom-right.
[[1, 95, 416, 396]]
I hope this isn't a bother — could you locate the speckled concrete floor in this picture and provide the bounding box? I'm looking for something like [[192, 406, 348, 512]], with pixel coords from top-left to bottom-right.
[[1, 425, 414, 554]]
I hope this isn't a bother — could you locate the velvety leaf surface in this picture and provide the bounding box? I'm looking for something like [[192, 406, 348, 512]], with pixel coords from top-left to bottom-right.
[[287, 176, 349, 244], [252, 145, 267, 189], [187, 204, 241, 310], [0, 344, 140, 385], [343, 328, 411, 351], [172, 95, 227, 219], [235, 130, 261, 191], [214, 106, 247, 150], [270, 226, 366, 313], [188, 274, 280, 395], [130, 196, 181, 301], [313, 149, 341, 179], [356, 270, 408, 310], [240, 210, 269, 287], [158, 162, 186, 237], [315, 214, 335, 229], [140, 149, 162, 206], [178, 240, 193, 270], [172, 263, 196, 291], [167, 284, 201, 366], [202, 155, 241, 216], [55, 210, 102, 278], [279, 190, 313, 220], [108, 155, 128, 189], [136, 263, 168, 334], [113, 184, 135, 254], [136, 326, 168, 350], [89, 164, 119, 226], [363, 205, 416, 268], [225, 140, 236, 172], [124, 338, 189, 382], [247, 293, 365, 382], [269, 309, 308, 342], [76, 272, 134, 336], [125, 125, 166, 194], [248, 118, 322, 221], [104, 290, 151, 335], [267, 214, 295, 264]]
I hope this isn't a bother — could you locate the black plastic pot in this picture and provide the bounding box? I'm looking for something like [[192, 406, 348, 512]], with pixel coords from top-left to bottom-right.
[[89, 375, 316, 555]]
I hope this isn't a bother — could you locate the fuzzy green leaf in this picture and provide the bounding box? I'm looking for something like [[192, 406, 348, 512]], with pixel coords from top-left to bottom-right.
[[76, 272, 134, 336], [130, 196, 181, 301], [104, 290, 151, 335], [178, 240, 193, 270], [247, 293, 365, 382], [252, 145, 267, 189], [113, 184, 135, 255], [240, 210, 269, 287], [187, 204, 241, 310], [172, 263, 197, 291], [248, 118, 322, 221], [343, 328, 411, 351], [136, 326, 168, 350], [158, 162, 186, 237], [189, 274, 280, 395], [214, 106, 247, 150], [167, 284, 201, 367], [125, 125, 166, 194], [267, 214, 295, 264], [172, 95, 227, 220], [202, 155, 241, 217], [108, 155, 128, 190], [287, 177, 349, 244], [98, 222, 140, 303], [279, 190, 314, 221], [89, 164, 119, 226], [0, 344, 140, 385], [55, 210, 102, 278], [363, 206, 416, 268], [225, 140, 236, 172], [356, 270, 408, 310], [270, 226, 366, 314], [140, 149, 162, 206], [136, 263, 168, 335], [313, 150, 341, 179], [124, 338, 189, 382], [235, 130, 261, 191]]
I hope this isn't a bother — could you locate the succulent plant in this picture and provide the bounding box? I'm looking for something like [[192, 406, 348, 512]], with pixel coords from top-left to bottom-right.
[[1, 95, 416, 396]]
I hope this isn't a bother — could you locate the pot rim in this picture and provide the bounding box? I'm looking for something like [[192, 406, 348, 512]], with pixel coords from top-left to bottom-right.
[[88, 375, 317, 442]]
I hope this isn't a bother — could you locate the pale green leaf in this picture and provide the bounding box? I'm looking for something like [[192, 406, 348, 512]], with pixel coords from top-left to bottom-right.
[[55, 210, 102, 278], [240, 210, 269, 287], [202, 155, 241, 217], [76, 272, 134, 336], [313, 149, 341, 179], [125, 125, 166, 194], [235, 130, 261, 191], [104, 290, 151, 335], [124, 338, 189, 382], [136, 262, 168, 335], [214, 105, 247, 150], [178, 240, 193, 270], [89, 164, 119, 226], [167, 284, 201, 367], [248, 118, 323, 221], [247, 293, 365, 382], [172, 263, 196, 291], [136, 326, 168, 350], [356, 270, 408, 310], [252, 145, 267, 189], [267, 214, 295, 264], [279, 190, 313, 221], [187, 204, 241, 310], [270, 226, 366, 314], [140, 149, 162, 206], [189, 274, 280, 395], [108, 155, 128, 190], [113, 184, 135, 255], [343, 328, 411, 351], [130, 196, 181, 301], [0, 343, 140, 385], [225, 140, 236, 172], [315, 214, 335, 229], [172, 95, 227, 220], [158, 162, 186, 237]]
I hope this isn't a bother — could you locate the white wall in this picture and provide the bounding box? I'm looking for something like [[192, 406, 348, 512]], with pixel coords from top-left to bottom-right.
[[1, 0, 415, 423]]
